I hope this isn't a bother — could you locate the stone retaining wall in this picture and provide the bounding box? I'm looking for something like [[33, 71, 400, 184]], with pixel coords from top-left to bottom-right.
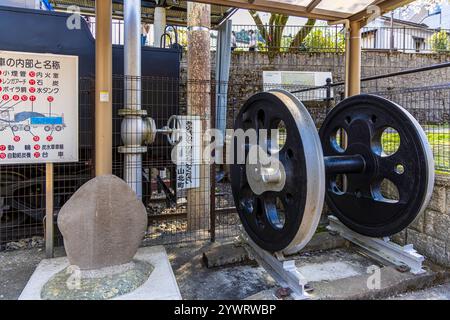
[[392, 174, 450, 267]]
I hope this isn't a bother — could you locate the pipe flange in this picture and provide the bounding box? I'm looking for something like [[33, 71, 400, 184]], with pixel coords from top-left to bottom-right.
[[143, 117, 157, 145], [118, 146, 148, 154], [118, 109, 148, 117]]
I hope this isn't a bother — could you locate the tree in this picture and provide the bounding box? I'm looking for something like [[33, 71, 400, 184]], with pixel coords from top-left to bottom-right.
[[249, 10, 316, 56], [429, 30, 450, 52], [302, 27, 345, 53]]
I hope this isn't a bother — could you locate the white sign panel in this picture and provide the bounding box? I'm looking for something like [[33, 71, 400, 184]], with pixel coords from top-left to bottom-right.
[[263, 71, 333, 100], [0, 51, 79, 164], [173, 116, 201, 191]]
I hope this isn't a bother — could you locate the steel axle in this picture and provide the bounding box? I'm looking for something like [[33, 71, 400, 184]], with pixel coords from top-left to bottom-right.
[[324, 155, 366, 174]]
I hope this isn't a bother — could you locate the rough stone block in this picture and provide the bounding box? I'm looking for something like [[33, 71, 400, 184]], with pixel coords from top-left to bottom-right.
[[406, 229, 446, 266], [447, 189, 450, 216], [424, 210, 450, 241], [409, 210, 425, 233], [202, 243, 254, 268], [58, 175, 148, 270], [426, 186, 446, 213], [391, 230, 406, 246]]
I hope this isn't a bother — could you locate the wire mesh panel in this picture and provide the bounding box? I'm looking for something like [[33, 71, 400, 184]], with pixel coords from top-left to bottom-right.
[[0, 78, 95, 250], [363, 84, 450, 174], [1, 65, 449, 252]]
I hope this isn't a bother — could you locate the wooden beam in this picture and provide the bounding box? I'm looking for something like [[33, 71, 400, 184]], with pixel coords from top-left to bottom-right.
[[348, 0, 415, 25], [306, 0, 322, 12], [193, 0, 348, 20]]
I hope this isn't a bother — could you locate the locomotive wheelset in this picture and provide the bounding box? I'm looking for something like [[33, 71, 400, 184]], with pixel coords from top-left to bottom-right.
[[230, 90, 435, 254]]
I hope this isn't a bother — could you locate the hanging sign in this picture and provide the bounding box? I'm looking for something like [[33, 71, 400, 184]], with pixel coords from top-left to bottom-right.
[[0, 51, 79, 164], [173, 116, 202, 191]]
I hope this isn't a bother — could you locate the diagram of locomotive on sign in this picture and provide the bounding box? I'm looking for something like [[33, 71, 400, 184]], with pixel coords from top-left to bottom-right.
[[0, 110, 65, 133]]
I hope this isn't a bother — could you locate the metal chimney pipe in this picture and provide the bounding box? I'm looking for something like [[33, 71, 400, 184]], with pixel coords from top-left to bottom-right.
[[120, 0, 145, 198]]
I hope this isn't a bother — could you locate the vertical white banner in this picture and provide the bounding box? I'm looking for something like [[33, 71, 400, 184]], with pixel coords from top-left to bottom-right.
[[174, 116, 201, 191]]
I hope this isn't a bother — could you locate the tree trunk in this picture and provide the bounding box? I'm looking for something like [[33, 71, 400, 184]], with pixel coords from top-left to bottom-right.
[[289, 18, 316, 52]]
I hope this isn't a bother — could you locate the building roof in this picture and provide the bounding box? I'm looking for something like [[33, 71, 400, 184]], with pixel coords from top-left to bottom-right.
[[49, 0, 415, 27], [378, 15, 429, 28], [48, 0, 236, 26], [193, 0, 415, 26]]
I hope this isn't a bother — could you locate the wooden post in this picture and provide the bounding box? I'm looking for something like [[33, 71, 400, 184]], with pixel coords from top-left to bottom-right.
[[45, 163, 54, 258], [346, 20, 361, 97], [186, 2, 211, 231], [95, 0, 113, 176]]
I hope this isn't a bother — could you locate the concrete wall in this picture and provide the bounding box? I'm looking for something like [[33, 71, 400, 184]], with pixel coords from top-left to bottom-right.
[[392, 175, 450, 268]]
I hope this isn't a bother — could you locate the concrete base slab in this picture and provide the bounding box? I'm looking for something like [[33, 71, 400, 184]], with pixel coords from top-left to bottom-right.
[[19, 246, 181, 300], [311, 266, 437, 300], [296, 248, 378, 282], [202, 243, 255, 268], [299, 232, 347, 254]]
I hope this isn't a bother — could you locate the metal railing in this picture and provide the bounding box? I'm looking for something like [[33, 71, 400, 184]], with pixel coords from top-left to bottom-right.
[[85, 18, 450, 54], [288, 63, 450, 174]]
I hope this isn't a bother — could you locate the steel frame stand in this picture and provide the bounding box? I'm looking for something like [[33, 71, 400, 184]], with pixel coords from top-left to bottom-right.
[[327, 215, 425, 274], [240, 231, 310, 300]]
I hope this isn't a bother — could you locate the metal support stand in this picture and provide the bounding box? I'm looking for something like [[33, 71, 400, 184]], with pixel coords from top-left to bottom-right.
[[327, 215, 425, 274], [240, 231, 310, 300]]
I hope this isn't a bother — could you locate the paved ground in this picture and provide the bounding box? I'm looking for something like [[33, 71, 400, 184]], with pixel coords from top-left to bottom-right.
[[389, 283, 450, 300], [0, 242, 275, 300], [0, 247, 66, 300], [1, 240, 449, 300]]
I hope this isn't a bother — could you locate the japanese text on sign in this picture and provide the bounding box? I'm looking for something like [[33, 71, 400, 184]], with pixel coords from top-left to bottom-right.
[[0, 51, 78, 164], [173, 116, 201, 191]]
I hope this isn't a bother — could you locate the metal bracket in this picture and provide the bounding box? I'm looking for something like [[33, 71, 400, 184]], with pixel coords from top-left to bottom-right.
[[240, 231, 311, 300], [327, 215, 425, 275]]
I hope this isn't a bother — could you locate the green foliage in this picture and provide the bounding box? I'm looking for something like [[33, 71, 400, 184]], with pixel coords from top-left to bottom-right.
[[301, 28, 345, 53], [429, 30, 450, 52]]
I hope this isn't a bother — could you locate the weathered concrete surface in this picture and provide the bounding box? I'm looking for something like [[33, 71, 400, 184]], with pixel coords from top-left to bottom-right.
[[311, 266, 439, 300], [168, 241, 276, 300], [299, 231, 347, 253], [19, 246, 181, 300], [0, 247, 66, 300], [296, 248, 377, 283], [202, 232, 347, 269], [202, 243, 255, 268], [388, 282, 450, 300], [245, 289, 278, 300], [2, 242, 450, 300], [58, 175, 148, 270]]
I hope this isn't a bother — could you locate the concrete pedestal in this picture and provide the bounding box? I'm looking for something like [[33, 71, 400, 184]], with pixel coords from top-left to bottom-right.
[[19, 246, 181, 300]]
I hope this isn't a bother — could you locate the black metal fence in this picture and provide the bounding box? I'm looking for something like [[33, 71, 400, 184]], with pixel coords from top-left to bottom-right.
[[0, 76, 241, 250], [86, 20, 450, 54], [288, 64, 450, 174]]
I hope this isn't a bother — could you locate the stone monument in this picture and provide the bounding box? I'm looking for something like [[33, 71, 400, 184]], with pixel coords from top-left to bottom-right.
[[20, 175, 182, 300]]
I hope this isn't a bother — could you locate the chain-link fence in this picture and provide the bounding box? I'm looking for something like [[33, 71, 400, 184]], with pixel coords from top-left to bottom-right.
[[0, 76, 241, 250]]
